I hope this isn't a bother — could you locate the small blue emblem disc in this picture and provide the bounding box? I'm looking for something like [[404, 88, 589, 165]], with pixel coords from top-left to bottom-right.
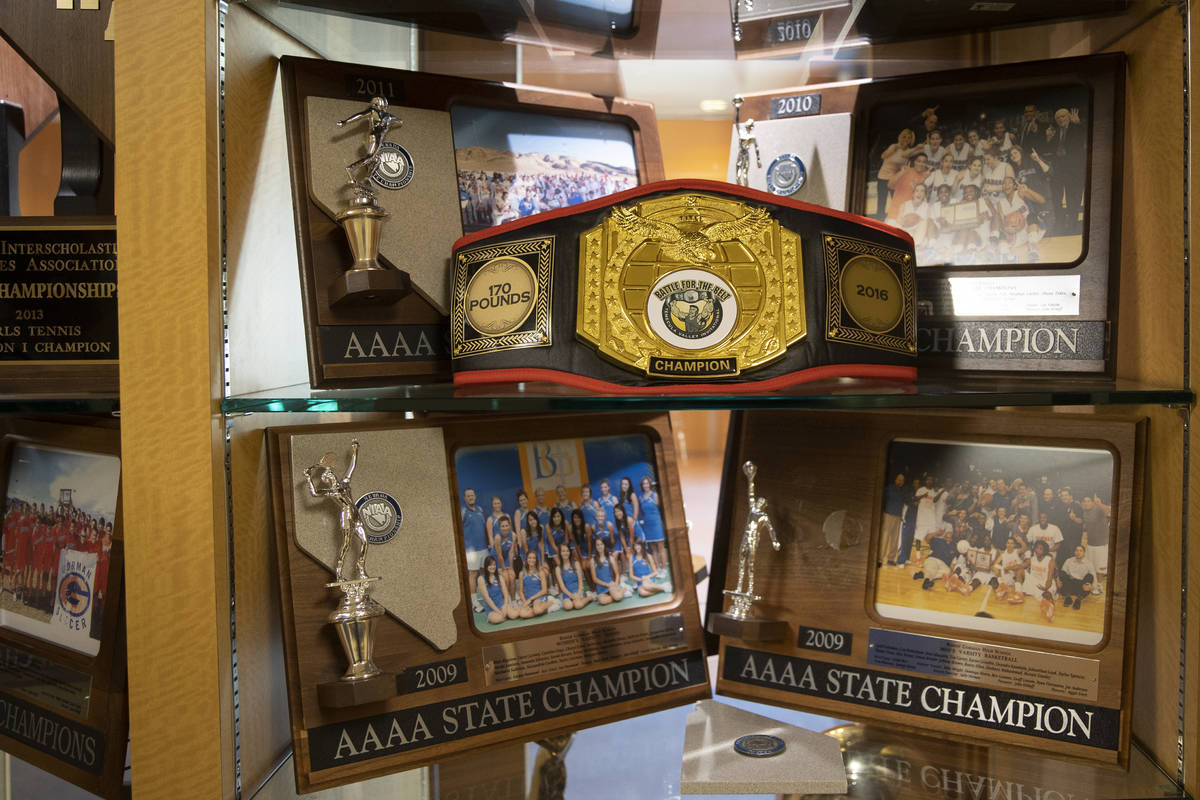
[[766, 153, 806, 196], [734, 734, 786, 757]]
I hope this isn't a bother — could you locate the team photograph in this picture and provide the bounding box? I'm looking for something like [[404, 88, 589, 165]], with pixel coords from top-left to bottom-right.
[[451, 104, 639, 233], [1, 443, 120, 657], [863, 84, 1091, 268], [874, 438, 1114, 646], [455, 434, 674, 632]]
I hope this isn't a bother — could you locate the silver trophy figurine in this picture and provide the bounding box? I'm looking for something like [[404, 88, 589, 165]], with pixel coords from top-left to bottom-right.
[[330, 97, 411, 307], [733, 96, 761, 187], [707, 460, 788, 642], [305, 440, 396, 707]]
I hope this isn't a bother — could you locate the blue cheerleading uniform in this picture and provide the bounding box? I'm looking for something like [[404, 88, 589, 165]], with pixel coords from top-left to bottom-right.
[[550, 526, 572, 551], [599, 494, 618, 516], [607, 522, 625, 553], [632, 556, 652, 579], [594, 558, 615, 586], [622, 500, 645, 541], [639, 491, 665, 543], [580, 499, 598, 529], [491, 532, 516, 568], [483, 577, 506, 610], [522, 572, 544, 601], [561, 564, 581, 595]]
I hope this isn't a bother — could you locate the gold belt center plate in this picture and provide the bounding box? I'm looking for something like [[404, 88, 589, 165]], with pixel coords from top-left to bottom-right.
[[577, 193, 807, 379]]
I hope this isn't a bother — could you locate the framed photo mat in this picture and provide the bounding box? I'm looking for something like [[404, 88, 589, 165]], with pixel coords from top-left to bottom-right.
[[706, 409, 1143, 767]]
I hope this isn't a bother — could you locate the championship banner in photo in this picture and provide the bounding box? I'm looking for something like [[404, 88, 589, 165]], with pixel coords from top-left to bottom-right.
[[519, 439, 587, 500], [51, 549, 97, 644]]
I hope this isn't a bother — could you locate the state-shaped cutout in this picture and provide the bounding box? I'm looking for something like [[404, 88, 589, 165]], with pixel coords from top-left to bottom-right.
[[288, 427, 461, 651]]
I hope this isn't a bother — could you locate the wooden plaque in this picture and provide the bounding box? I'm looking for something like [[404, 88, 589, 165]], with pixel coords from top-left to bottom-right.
[[279, 56, 665, 389], [0, 418, 126, 798], [268, 412, 708, 792], [848, 54, 1125, 376], [707, 409, 1143, 767]]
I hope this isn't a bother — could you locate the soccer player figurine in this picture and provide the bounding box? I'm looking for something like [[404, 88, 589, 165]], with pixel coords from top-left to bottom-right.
[[707, 460, 788, 642], [328, 96, 410, 306]]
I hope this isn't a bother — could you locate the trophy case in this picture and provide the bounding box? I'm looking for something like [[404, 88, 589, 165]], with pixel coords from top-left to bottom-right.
[[92, 0, 1200, 798]]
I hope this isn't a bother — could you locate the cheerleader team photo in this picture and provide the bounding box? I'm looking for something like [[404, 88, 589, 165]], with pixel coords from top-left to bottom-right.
[[455, 434, 675, 631], [873, 438, 1115, 646]]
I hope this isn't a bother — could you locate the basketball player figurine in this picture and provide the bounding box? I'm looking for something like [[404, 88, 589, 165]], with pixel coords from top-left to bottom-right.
[[706, 460, 789, 642], [734, 96, 762, 187], [305, 440, 396, 707], [329, 96, 411, 307]]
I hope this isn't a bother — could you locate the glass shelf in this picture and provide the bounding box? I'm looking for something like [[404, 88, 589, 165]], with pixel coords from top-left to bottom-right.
[[246, 697, 1192, 800], [0, 395, 120, 416], [221, 378, 1191, 415]]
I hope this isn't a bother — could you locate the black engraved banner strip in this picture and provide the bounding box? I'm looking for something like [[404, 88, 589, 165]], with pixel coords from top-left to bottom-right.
[[917, 320, 1106, 361], [0, 687, 105, 773], [723, 646, 1118, 751], [319, 324, 448, 364], [308, 649, 706, 771], [0, 228, 118, 362]]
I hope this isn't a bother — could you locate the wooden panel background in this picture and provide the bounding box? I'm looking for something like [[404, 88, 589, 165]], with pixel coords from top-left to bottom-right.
[[112, 1, 232, 798]]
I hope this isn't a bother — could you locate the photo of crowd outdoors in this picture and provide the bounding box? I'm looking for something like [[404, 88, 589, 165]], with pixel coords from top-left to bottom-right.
[[451, 105, 639, 233]]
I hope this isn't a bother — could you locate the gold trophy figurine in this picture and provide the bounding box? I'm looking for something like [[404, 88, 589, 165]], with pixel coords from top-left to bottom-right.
[[330, 97, 412, 307], [706, 460, 789, 642]]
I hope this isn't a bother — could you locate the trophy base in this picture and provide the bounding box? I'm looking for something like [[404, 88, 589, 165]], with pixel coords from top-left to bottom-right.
[[328, 267, 411, 308], [706, 612, 789, 643], [317, 672, 398, 708]]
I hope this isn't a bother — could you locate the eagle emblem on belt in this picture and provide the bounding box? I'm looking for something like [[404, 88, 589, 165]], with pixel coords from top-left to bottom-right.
[[611, 202, 772, 266]]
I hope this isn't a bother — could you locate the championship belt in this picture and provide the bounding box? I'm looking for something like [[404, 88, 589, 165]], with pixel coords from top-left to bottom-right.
[[449, 179, 916, 393]]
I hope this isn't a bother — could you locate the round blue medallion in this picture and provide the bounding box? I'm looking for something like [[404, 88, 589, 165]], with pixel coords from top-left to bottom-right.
[[766, 153, 806, 196], [355, 491, 403, 544], [734, 734, 786, 757]]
